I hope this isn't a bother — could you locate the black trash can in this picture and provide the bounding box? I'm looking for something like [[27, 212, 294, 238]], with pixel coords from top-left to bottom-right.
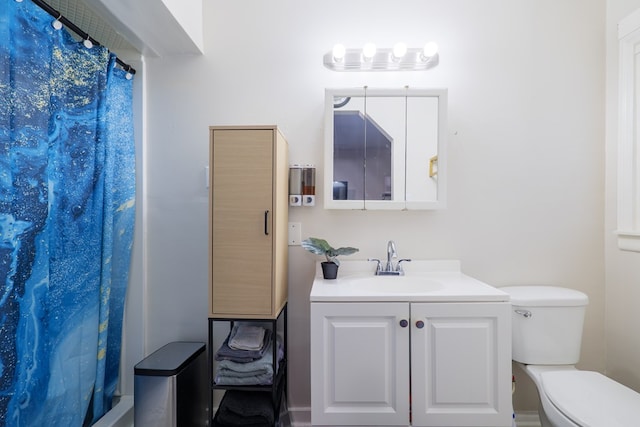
[[134, 341, 207, 427]]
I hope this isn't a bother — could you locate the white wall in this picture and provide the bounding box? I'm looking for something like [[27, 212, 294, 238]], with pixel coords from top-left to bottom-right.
[[138, 0, 606, 415], [605, 0, 640, 393]]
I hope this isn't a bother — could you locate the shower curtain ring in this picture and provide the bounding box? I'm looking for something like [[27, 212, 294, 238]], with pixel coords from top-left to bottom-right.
[[83, 36, 93, 49], [52, 13, 63, 30]]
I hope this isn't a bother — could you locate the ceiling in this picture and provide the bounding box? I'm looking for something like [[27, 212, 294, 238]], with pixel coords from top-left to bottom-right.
[[45, 0, 136, 54]]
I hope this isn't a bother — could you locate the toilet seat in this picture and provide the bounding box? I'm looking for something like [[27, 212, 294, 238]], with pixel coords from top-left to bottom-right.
[[540, 370, 640, 427]]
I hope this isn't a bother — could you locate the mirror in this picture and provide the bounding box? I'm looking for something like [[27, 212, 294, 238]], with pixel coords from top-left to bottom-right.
[[324, 87, 447, 210]]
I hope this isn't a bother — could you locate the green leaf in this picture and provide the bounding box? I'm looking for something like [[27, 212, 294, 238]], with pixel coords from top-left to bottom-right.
[[331, 247, 359, 257], [301, 237, 359, 266], [301, 237, 331, 255]]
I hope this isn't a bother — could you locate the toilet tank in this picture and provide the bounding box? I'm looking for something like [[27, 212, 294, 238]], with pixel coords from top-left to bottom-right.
[[500, 286, 589, 365]]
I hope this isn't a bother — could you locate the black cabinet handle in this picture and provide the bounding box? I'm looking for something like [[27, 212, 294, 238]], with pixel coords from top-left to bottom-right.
[[416, 320, 425, 329], [264, 210, 270, 235], [399, 319, 408, 328]]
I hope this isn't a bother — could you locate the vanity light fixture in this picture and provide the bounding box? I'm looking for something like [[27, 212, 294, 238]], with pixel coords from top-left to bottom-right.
[[323, 42, 439, 72], [392, 42, 408, 62], [332, 44, 346, 63], [361, 43, 377, 62], [422, 42, 439, 59]]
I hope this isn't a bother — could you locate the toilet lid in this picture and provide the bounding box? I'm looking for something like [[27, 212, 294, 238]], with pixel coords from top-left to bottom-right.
[[541, 370, 640, 427]]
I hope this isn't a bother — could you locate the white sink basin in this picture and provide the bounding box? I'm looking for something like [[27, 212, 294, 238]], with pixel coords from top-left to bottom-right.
[[340, 275, 444, 294], [310, 260, 511, 302]]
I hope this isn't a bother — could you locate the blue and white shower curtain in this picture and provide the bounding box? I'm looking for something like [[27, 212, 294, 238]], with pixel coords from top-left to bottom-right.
[[0, 1, 136, 426]]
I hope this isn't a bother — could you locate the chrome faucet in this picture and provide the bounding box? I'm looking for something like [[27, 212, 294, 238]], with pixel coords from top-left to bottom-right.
[[368, 240, 411, 276], [385, 240, 397, 272]]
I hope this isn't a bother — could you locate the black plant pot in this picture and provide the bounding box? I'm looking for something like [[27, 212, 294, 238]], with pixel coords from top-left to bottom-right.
[[321, 262, 339, 280]]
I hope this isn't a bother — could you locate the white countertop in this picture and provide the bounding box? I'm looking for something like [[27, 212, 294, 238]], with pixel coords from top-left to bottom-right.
[[309, 260, 510, 303]]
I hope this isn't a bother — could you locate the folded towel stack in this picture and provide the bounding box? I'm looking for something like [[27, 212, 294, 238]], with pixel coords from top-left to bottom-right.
[[214, 323, 284, 386], [215, 390, 275, 427]]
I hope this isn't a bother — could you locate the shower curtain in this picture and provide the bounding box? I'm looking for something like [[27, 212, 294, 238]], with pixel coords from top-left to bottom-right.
[[0, 1, 136, 426]]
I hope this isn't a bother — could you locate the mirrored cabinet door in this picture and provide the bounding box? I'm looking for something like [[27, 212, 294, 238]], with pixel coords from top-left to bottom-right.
[[405, 95, 442, 207], [324, 87, 447, 210]]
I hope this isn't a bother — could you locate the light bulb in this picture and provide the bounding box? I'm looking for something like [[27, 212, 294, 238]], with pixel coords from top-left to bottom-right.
[[332, 44, 346, 62], [392, 42, 407, 60], [362, 43, 377, 61], [422, 42, 439, 59]]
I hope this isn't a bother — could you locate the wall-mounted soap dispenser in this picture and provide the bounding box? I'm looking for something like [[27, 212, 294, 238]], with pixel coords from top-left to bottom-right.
[[289, 165, 302, 206], [289, 164, 315, 207], [302, 165, 316, 206]]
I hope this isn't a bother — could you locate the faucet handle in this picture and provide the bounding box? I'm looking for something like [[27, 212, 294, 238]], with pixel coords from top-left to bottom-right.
[[396, 258, 412, 273], [367, 258, 382, 273]]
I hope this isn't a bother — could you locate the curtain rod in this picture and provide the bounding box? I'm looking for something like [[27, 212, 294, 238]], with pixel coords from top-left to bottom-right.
[[30, 0, 136, 75]]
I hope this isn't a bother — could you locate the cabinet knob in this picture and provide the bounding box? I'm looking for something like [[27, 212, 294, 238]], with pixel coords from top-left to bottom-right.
[[399, 319, 408, 328], [415, 320, 425, 329]]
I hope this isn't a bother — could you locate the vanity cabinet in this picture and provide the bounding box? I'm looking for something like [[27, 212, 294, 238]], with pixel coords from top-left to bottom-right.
[[310, 301, 512, 427], [209, 126, 288, 319]]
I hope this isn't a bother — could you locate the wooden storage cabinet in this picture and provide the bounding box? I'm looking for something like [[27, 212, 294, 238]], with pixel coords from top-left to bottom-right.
[[209, 126, 288, 319], [310, 302, 512, 427]]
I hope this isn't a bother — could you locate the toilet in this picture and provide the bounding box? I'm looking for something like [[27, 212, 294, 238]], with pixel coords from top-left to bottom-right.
[[501, 285, 640, 427]]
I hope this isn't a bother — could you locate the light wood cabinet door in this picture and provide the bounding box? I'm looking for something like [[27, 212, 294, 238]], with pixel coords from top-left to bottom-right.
[[209, 126, 288, 318], [310, 302, 410, 426]]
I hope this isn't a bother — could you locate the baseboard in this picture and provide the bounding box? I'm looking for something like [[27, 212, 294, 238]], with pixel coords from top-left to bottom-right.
[[287, 407, 540, 427], [288, 406, 311, 427], [514, 411, 541, 427]]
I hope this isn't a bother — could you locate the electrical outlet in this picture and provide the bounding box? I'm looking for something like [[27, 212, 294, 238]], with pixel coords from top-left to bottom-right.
[[288, 222, 302, 246]]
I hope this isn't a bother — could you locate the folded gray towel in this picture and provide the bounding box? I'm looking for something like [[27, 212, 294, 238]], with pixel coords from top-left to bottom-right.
[[214, 372, 274, 386], [215, 329, 272, 363], [215, 336, 283, 386], [229, 324, 266, 350]]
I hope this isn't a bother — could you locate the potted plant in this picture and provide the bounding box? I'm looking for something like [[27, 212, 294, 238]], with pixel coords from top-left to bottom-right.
[[301, 237, 359, 279]]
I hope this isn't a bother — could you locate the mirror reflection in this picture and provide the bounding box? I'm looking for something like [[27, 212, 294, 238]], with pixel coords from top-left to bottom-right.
[[333, 95, 404, 201]]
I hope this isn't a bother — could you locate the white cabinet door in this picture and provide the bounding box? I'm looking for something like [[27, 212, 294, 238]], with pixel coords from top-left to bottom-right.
[[410, 303, 512, 427], [311, 302, 410, 426]]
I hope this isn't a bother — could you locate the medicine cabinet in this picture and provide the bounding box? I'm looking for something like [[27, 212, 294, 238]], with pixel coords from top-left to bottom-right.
[[324, 87, 447, 210]]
